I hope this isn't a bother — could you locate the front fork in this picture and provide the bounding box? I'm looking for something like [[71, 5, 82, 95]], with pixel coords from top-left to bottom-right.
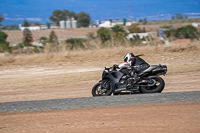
[[99, 79, 109, 88]]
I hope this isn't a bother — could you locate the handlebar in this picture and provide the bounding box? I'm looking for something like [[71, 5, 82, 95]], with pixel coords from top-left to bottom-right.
[[105, 64, 119, 71], [105, 67, 112, 70]]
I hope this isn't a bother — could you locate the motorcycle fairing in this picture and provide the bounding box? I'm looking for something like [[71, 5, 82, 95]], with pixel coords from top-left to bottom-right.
[[102, 70, 123, 91]]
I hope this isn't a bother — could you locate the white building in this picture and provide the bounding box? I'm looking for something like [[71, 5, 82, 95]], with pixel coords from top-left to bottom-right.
[[19, 24, 59, 31], [99, 21, 117, 28], [114, 20, 138, 26], [192, 22, 200, 27], [126, 33, 149, 40], [40, 25, 48, 30], [20, 26, 41, 31], [99, 20, 138, 28]]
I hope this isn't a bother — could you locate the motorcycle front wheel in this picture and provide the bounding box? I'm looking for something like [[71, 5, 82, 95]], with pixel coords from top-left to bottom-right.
[[92, 80, 113, 96]]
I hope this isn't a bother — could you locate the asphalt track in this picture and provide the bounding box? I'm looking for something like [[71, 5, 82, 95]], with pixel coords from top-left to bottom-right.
[[0, 91, 200, 113]]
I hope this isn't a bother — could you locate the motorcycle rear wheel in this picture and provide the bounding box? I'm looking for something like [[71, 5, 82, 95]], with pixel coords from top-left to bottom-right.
[[92, 81, 113, 96], [140, 76, 165, 93]]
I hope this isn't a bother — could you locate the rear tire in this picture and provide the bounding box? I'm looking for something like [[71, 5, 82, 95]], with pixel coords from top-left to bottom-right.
[[92, 81, 113, 97], [140, 76, 165, 93]]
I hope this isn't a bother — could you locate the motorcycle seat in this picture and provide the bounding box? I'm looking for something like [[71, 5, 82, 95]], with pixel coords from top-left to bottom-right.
[[138, 65, 158, 76]]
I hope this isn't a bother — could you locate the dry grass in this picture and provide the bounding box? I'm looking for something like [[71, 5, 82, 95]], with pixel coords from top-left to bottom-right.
[[0, 41, 199, 66], [0, 41, 200, 101]]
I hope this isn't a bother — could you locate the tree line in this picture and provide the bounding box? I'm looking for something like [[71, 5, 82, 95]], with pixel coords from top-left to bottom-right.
[[49, 10, 91, 27], [0, 23, 200, 53], [0, 9, 91, 29]]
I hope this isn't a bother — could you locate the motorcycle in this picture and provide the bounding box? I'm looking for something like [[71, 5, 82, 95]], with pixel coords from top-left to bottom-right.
[[92, 63, 167, 96]]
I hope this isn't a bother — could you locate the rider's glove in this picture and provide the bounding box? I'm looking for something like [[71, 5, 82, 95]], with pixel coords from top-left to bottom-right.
[[113, 64, 119, 69]]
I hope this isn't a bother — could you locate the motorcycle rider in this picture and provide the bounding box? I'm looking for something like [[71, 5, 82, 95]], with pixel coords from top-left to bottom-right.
[[114, 53, 150, 83]]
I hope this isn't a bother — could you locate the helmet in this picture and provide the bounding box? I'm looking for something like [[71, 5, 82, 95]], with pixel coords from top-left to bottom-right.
[[123, 53, 134, 62]]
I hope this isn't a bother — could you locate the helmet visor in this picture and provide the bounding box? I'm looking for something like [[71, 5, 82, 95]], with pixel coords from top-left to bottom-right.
[[124, 57, 128, 62]]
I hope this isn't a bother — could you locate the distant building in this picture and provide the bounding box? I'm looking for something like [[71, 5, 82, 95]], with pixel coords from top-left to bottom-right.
[[192, 22, 200, 27], [114, 20, 138, 26], [20, 25, 41, 31], [99, 21, 116, 28], [19, 24, 59, 31], [40, 25, 48, 30], [99, 20, 138, 28], [126, 33, 148, 40], [50, 24, 59, 29]]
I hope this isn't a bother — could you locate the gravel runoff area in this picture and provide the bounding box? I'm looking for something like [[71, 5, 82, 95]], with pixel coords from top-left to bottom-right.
[[0, 91, 200, 113]]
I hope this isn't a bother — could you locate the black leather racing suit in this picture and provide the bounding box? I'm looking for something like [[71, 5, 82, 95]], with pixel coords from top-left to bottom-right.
[[129, 56, 150, 76]]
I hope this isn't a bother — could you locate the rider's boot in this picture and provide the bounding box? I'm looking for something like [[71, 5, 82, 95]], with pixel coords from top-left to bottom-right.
[[134, 73, 140, 83]]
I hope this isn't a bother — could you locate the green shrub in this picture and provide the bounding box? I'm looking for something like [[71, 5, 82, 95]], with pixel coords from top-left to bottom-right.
[[87, 32, 96, 39], [128, 24, 143, 33], [34, 46, 44, 53], [0, 42, 11, 53], [97, 27, 111, 43], [0, 30, 11, 53], [163, 25, 200, 40], [111, 25, 127, 37], [0, 30, 8, 43], [175, 25, 199, 39], [39, 36, 48, 43], [66, 38, 85, 49]]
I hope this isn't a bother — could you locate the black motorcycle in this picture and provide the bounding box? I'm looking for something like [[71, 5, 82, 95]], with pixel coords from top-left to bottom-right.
[[92, 64, 167, 96]]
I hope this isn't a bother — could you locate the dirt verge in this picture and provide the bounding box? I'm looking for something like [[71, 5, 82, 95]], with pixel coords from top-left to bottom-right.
[[0, 102, 199, 133]]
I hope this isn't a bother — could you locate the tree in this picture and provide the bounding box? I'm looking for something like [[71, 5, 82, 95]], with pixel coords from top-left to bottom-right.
[[68, 11, 77, 20], [77, 12, 91, 27], [23, 20, 30, 27], [138, 19, 143, 22], [128, 24, 143, 33], [34, 22, 40, 26], [23, 29, 33, 46], [0, 30, 8, 43], [49, 31, 58, 43], [109, 19, 113, 25], [46, 31, 59, 52], [0, 14, 4, 25], [176, 14, 183, 20], [62, 10, 77, 20], [1, 24, 19, 30], [184, 15, 188, 19], [97, 27, 111, 43], [49, 10, 77, 25], [171, 16, 175, 20], [111, 25, 127, 37], [0, 30, 11, 52], [49, 10, 64, 25], [49, 10, 91, 27], [143, 18, 148, 25]]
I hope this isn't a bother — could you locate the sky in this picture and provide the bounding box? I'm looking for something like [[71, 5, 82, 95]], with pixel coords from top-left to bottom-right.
[[0, 0, 200, 25]]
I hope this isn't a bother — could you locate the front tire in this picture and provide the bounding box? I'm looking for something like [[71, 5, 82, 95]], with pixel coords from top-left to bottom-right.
[[140, 76, 165, 93], [92, 81, 113, 96]]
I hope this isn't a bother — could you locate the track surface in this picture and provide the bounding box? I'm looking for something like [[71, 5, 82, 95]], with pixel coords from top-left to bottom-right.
[[1, 91, 199, 113]]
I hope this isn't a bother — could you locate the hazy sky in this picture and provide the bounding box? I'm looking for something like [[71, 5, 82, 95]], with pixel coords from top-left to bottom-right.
[[0, 0, 200, 25]]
